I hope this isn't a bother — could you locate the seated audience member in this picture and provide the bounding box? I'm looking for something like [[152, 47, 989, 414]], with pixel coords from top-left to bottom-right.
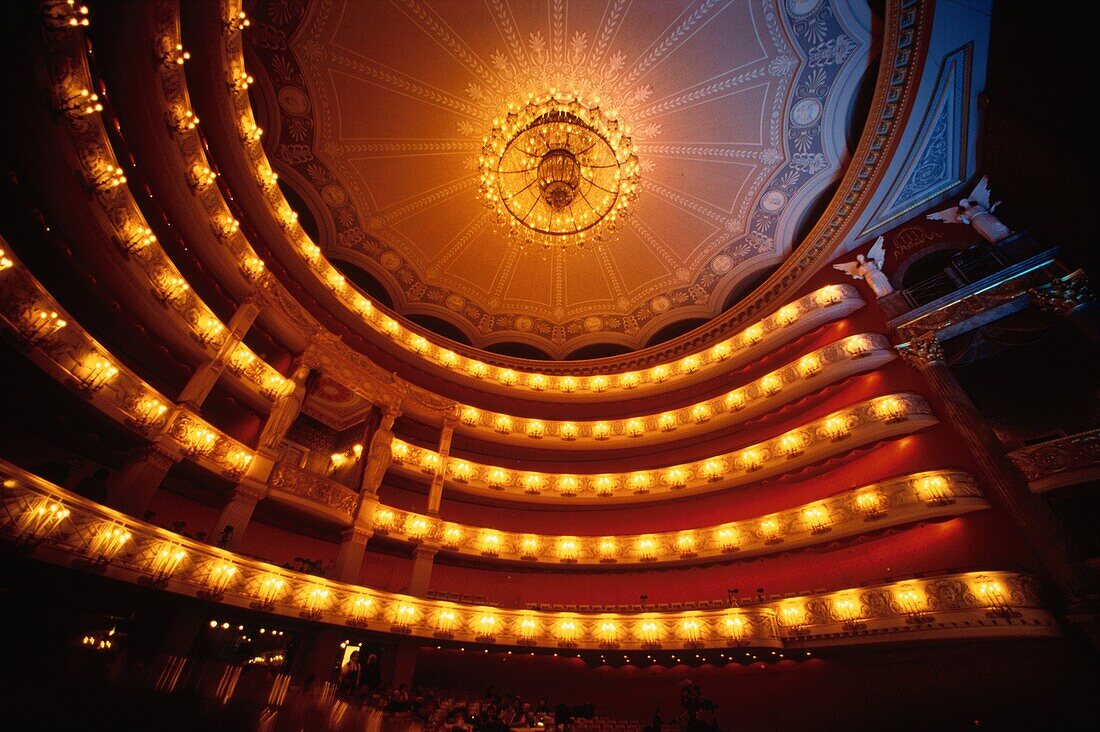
[[389, 683, 411, 712], [444, 710, 471, 731]]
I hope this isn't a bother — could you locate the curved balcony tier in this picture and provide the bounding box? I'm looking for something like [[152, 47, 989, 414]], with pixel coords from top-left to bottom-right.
[[389, 393, 937, 504], [1, 461, 1056, 651]]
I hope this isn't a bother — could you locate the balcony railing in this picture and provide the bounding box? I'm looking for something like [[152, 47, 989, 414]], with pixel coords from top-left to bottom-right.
[[268, 462, 359, 520], [1008, 428, 1100, 492], [889, 233, 1049, 312]]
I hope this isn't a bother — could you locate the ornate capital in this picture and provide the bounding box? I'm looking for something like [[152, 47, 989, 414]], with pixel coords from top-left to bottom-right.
[[896, 333, 944, 368], [132, 441, 182, 468], [241, 290, 267, 309], [231, 479, 268, 504], [340, 526, 374, 544], [1030, 270, 1095, 314], [441, 410, 460, 431], [297, 339, 327, 370], [412, 543, 440, 559]]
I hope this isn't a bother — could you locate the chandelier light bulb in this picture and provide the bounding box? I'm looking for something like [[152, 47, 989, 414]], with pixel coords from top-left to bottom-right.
[[478, 94, 640, 251]]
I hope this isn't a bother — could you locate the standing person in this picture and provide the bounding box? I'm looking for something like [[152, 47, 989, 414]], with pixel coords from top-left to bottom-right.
[[339, 650, 361, 699], [363, 652, 381, 692]]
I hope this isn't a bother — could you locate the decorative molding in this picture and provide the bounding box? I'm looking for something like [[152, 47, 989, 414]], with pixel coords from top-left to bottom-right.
[[861, 43, 972, 235], [210, 0, 933, 377], [1008, 429, 1100, 493], [447, 333, 895, 447], [268, 461, 359, 519]]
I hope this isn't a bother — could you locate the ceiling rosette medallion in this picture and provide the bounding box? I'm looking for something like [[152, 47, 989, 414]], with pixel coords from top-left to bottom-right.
[[247, 0, 872, 356]]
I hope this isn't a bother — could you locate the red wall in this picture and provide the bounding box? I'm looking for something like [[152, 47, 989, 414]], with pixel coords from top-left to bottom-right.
[[146, 489, 222, 537], [424, 510, 1034, 607], [237, 519, 341, 570]]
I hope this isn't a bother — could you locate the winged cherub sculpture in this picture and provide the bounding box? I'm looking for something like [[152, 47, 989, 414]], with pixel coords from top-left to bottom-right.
[[926, 176, 1011, 243], [834, 236, 892, 298]]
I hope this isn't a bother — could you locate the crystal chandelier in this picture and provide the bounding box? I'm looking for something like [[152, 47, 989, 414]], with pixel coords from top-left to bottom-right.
[[479, 92, 640, 250]]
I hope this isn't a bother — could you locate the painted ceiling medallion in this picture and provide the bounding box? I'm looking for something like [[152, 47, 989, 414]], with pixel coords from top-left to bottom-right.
[[251, 0, 871, 355], [479, 92, 639, 250]]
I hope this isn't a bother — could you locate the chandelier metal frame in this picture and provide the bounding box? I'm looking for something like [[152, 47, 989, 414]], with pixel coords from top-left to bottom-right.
[[479, 92, 640, 250]]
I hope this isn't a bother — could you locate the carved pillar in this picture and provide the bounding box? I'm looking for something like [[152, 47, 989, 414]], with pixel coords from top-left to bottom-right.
[[407, 544, 438, 597], [1030, 270, 1100, 346], [334, 526, 373, 584], [425, 418, 456, 515], [178, 300, 261, 409], [897, 333, 1098, 607], [208, 480, 267, 551], [105, 443, 180, 517], [256, 363, 311, 455]]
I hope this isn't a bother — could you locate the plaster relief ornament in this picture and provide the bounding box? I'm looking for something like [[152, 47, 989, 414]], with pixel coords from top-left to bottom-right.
[[255, 0, 868, 352], [834, 236, 893, 298], [926, 176, 1011, 243]]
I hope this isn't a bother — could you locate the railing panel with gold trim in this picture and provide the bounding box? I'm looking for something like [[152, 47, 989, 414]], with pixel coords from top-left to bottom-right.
[[448, 334, 895, 447], [267, 462, 358, 522], [390, 393, 938, 503], [1, 249, 978, 569], [0, 460, 1056, 650], [0, 243, 261, 484], [368, 470, 987, 566], [1008, 429, 1100, 493]]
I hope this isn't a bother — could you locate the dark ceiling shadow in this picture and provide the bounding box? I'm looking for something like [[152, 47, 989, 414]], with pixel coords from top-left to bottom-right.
[[330, 258, 395, 309], [482, 341, 554, 360]]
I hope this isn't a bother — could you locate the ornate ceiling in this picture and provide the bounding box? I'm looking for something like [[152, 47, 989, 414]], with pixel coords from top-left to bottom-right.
[[247, 0, 872, 357]]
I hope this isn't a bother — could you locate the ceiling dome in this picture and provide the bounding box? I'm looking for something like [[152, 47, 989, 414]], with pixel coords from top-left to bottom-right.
[[246, 0, 872, 358]]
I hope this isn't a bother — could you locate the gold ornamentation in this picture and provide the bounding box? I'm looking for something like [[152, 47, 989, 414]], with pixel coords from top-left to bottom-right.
[[269, 462, 358, 517], [1029, 270, 1095, 314], [896, 333, 944, 367], [480, 93, 639, 250], [1007, 428, 1100, 484]]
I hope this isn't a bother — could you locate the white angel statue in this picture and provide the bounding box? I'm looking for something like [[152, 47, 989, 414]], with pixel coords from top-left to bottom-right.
[[926, 176, 1011, 243], [834, 236, 893, 298]]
